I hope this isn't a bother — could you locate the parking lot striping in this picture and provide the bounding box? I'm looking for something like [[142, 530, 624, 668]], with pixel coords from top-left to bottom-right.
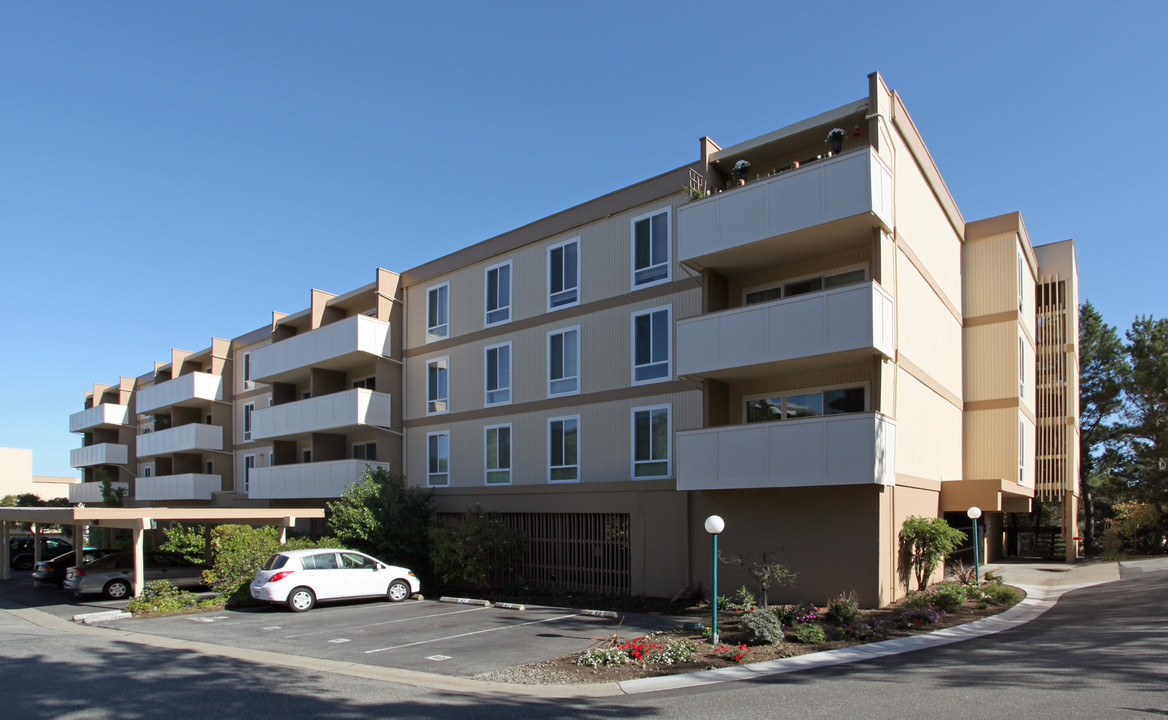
[[281, 605, 493, 639], [363, 612, 579, 655], [262, 626, 282, 631], [426, 655, 452, 661], [328, 638, 351, 644]]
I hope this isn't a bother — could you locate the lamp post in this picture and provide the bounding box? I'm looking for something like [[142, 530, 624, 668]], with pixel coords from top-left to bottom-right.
[[704, 515, 725, 645], [967, 506, 982, 584]]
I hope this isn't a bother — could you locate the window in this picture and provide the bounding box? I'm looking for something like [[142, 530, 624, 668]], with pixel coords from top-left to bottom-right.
[[632, 405, 671, 479], [1017, 249, 1025, 311], [302, 449, 312, 463], [744, 266, 867, 306], [485, 262, 512, 326], [352, 376, 376, 391], [244, 454, 255, 493], [243, 352, 252, 388], [547, 327, 580, 396], [485, 342, 512, 406], [745, 385, 868, 423], [632, 306, 671, 384], [549, 416, 579, 483], [205, 460, 213, 474], [632, 210, 670, 286], [1019, 334, 1026, 395], [205, 414, 212, 424], [485, 424, 511, 485], [427, 431, 449, 487], [427, 283, 449, 340], [427, 357, 449, 414], [352, 442, 377, 461], [142, 466, 153, 478], [1019, 420, 1026, 483], [549, 238, 579, 309], [243, 402, 254, 441]]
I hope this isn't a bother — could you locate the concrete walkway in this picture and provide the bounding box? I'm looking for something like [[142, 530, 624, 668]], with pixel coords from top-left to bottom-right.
[[6, 558, 1163, 698]]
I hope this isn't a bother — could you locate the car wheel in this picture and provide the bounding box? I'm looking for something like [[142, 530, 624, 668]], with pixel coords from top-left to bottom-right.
[[386, 579, 410, 602], [104, 579, 131, 600], [13, 557, 33, 571], [287, 586, 316, 612]]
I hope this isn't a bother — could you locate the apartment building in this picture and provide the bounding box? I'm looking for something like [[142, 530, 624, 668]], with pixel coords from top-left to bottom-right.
[[67, 72, 1080, 606]]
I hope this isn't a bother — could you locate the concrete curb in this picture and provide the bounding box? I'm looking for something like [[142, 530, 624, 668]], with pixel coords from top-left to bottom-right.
[[72, 610, 133, 625], [438, 596, 492, 607]]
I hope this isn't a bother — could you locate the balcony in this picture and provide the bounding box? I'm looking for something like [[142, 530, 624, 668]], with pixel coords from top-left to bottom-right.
[[676, 413, 896, 491], [69, 404, 130, 433], [136, 424, 224, 458], [248, 459, 390, 500], [253, 388, 392, 441], [677, 282, 894, 380], [251, 315, 392, 385], [70, 443, 129, 468], [136, 373, 223, 415], [135, 473, 221, 501], [678, 148, 894, 272], [69, 481, 129, 504]]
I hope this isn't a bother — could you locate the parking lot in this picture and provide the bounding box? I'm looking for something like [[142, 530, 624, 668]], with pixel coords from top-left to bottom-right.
[[1, 572, 693, 678]]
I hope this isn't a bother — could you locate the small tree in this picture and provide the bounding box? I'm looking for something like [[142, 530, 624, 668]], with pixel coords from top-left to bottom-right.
[[720, 550, 795, 608], [326, 468, 435, 573], [96, 468, 126, 507], [428, 505, 522, 591], [1112, 501, 1159, 553], [898, 516, 966, 592], [161, 523, 208, 564]]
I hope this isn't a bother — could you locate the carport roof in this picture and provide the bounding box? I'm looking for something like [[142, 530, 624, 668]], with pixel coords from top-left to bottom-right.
[[0, 506, 324, 529]]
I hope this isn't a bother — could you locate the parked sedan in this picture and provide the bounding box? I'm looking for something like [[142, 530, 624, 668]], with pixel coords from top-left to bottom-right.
[[33, 549, 118, 589], [64, 551, 209, 599], [250, 548, 419, 612], [9, 536, 73, 571]]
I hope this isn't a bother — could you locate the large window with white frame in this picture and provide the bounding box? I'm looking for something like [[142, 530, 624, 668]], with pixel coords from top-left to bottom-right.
[[243, 402, 255, 441], [547, 326, 579, 397], [427, 431, 449, 487], [484, 261, 512, 326], [632, 305, 671, 384], [243, 454, 255, 493], [743, 383, 868, 423], [426, 283, 449, 341], [632, 405, 671, 479], [631, 209, 670, 287], [1019, 420, 1025, 483], [484, 424, 511, 485], [484, 342, 512, 406], [743, 265, 868, 306], [426, 357, 449, 414], [1017, 248, 1025, 311], [548, 416, 579, 483], [548, 238, 579, 309]]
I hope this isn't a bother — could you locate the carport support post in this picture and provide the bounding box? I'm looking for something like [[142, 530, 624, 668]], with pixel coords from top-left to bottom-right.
[[279, 517, 294, 545], [132, 519, 148, 598], [1, 521, 9, 581]]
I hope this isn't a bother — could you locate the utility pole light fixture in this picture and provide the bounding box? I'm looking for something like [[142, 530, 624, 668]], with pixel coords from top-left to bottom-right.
[[967, 506, 982, 584], [704, 515, 725, 645]]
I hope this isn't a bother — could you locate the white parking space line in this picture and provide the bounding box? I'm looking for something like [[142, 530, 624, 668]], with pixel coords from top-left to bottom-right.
[[328, 638, 350, 644], [364, 613, 579, 655], [282, 605, 492, 639]]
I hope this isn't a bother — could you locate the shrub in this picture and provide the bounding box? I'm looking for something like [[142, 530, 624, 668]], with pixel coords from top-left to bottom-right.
[[327, 468, 434, 573], [901, 591, 933, 610], [835, 618, 883, 640], [732, 585, 756, 608], [739, 607, 784, 645], [713, 644, 749, 663], [823, 591, 861, 625], [126, 580, 211, 616], [428, 505, 522, 591], [896, 606, 942, 629], [577, 646, 630, 668], [161, 523, 207, 564], [791, 602, 819, 623], [793, 623, 826, 644], [982, 571, 1003, 585], [898, 516, 966, 592], [927, 583, 968, 613], [647, 639, 698, 664], [979, 583, 1023, 607], [203, 525, 337, 604]]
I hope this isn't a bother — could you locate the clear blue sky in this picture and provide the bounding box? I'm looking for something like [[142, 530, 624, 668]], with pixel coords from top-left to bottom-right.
[[3, 1, 1165, 477]]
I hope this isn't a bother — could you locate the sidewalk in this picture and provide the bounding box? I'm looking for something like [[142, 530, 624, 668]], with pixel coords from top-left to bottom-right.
[[4, 558, 1162, 698]]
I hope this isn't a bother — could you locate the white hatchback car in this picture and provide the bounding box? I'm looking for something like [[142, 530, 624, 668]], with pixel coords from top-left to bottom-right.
[[250, 548, 419, 612]]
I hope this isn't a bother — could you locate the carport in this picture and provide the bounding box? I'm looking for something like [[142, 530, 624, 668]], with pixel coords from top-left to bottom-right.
[[0, 507, 325, 596]]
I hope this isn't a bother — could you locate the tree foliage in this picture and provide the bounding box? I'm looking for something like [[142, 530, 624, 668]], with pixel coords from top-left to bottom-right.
[[1079, 301, 1128, 551], [898, 516, 966, 592], [1122, 316, 1168, 518], [161, 523, 208, 564], [326, 467, 434, 574], [428, 505, 522, 591]]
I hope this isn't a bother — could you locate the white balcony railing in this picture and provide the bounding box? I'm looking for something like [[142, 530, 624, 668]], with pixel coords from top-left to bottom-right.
[[676, 413, 896, 491], [70, 443, 129, 468], [676, 282, 894, 379], [136, 373, 223, 414], [248, 459, 389, 500], [252, 388, 391, 441], [136, 423, 224, 458], [678, 148, 894, 269], [69, 404, 130, 433], [69, 481, 130, 504], [135, 473, 221, 501], [251, 315, 392, 385]]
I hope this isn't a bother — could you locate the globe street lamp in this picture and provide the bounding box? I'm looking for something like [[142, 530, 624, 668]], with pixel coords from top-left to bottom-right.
[[967, 506, 982, 584], [704, 515, 725, 644]]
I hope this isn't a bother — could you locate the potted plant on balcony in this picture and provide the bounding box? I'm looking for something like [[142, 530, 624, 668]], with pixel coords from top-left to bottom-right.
[[733, 159, 751, 186], [826, 128, 847, 154]]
